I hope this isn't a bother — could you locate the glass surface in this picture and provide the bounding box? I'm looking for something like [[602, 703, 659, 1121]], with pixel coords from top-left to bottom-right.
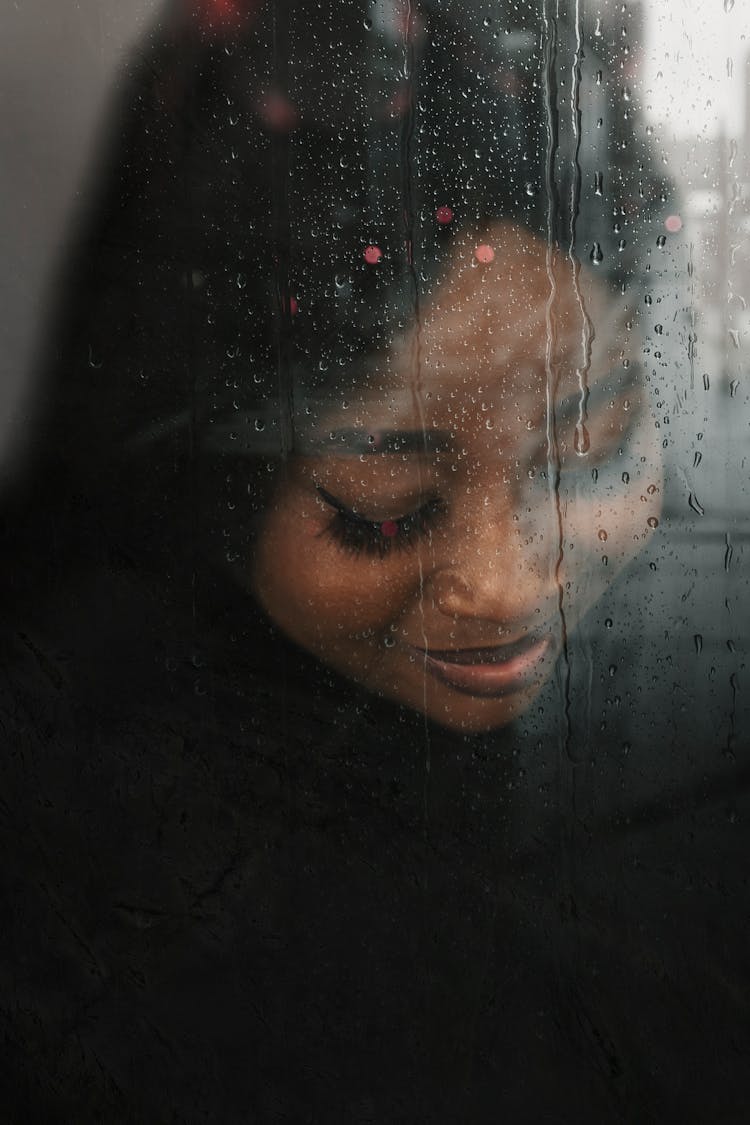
[[1, 1, 749, 1119]]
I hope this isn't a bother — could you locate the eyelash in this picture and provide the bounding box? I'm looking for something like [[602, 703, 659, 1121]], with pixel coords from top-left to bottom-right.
[[316, 486, 446, 558]]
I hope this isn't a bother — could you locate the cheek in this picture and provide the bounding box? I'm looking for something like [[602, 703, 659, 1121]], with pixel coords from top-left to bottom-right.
[[253, 505, 420, 641], [561, 458, 663, 601]]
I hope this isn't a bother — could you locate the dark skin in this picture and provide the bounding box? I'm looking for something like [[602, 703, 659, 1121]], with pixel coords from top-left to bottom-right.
[[253, 224, 662, 733]]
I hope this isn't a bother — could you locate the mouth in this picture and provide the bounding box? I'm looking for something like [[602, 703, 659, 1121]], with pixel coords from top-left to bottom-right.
[[410, 632, 553, 697]]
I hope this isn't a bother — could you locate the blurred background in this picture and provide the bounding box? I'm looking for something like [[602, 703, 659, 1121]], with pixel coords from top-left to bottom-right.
[[0, 0, 158, 483]]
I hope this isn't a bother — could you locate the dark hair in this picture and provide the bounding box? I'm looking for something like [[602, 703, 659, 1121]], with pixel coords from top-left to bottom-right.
[[4, 0, 670, 646]]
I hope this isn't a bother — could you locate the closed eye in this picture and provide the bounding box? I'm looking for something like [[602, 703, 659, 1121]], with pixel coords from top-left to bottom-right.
[[316, 485, 446, 558]]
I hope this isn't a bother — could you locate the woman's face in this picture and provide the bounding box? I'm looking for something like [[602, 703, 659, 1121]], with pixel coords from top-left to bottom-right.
[[252, 223, 662, 733]]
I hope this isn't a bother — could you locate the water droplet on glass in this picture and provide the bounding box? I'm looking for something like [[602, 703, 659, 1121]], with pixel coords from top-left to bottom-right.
[[694, 634, 703, 654], [622, 471, 630, 484], [574, 423, 590, 455], [656, 234, 666, 249], [598, 528, 608, 542], [730, 379, 740, 397], [729, 329, 741, 350], [724, 0, 734, 13], [647, 516, 659, 529], [654, 324, 663, 335], [688, 492, 705, 516], [725, 535, 734, 571], [644, 294, 652, 306], [594, 171, 603, 196], [590, 242, 604, 265]]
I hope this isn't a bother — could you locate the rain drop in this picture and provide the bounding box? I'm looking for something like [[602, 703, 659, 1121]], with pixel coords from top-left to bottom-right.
[[647, 516, 659, 529], [724, 0, 734, 12], [590, 242, 604, 265], [598, 528, 608, 542], [574, 423, 590, 455], [694, 634, 703, 654], [688, 492, 705, 516]]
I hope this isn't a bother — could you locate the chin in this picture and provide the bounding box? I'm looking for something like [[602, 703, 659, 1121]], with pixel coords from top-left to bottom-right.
[[383, 680, 545, 735]]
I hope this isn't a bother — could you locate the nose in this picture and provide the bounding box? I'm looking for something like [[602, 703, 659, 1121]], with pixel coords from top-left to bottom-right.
[[424, 483, 557, 630]]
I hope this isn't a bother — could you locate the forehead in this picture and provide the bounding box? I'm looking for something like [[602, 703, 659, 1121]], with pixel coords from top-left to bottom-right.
[[310, 223, 631, 436]]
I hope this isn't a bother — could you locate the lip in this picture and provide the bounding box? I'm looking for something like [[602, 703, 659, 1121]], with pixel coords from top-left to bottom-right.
[[411, 634, 552, 697]]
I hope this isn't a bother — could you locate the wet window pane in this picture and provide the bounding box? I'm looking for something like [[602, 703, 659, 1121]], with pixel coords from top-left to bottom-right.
[[2, 1, 749, 1118]]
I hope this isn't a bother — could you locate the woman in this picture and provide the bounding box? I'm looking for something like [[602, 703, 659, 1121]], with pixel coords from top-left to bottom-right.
[[2, 2, 748, 1121]]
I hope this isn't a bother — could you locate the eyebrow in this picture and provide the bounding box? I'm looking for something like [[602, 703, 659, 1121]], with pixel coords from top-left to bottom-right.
[[297, 364, 644, 455], [300, 428, 453, 455]]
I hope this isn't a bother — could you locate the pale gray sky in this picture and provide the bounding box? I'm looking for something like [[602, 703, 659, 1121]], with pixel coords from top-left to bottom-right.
[[642, 0, 748, 138]]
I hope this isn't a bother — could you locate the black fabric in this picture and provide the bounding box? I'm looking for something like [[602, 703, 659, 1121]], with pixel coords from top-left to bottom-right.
[[2, 561, 750, 1123]]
